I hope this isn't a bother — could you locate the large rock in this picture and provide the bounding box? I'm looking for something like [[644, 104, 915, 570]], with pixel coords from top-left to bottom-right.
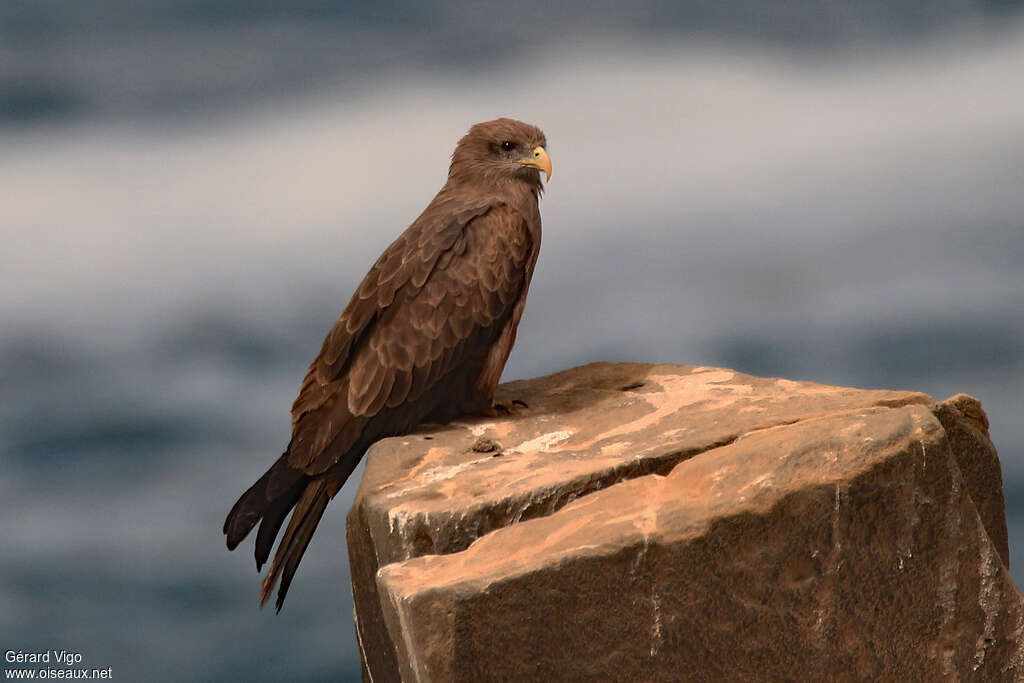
[[346, 362, 1020, 681]]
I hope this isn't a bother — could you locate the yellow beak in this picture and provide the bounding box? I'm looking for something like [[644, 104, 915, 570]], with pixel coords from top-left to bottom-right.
[[520, 146, 552, 180]]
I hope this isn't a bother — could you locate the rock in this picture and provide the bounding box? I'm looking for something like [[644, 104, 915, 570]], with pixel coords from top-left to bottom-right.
[[346, 362, 1021, 681]]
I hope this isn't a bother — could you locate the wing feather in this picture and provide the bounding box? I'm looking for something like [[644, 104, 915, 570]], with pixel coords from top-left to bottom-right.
[[287, 200, 532, 472], [386, 367, 413, 408]]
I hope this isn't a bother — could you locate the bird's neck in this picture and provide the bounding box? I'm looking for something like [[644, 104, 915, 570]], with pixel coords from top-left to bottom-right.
[[443, 175, 542, 206]]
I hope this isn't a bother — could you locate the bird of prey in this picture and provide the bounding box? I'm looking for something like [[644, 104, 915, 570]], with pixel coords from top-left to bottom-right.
[[224, 118, 551, 610]]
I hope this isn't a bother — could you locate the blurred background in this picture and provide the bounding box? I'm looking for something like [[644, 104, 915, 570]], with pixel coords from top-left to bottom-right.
[[2, 1, 1023, 680]]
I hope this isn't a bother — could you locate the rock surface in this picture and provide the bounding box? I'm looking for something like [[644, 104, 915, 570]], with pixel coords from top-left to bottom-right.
[[346, 362, 1020, 682]]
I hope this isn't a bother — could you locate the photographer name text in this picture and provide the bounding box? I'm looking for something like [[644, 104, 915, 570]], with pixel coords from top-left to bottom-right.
[[6, 652, 82, 666]]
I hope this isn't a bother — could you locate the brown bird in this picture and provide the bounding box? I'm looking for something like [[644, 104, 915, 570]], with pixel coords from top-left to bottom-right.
[[223, 118, 551, 610]]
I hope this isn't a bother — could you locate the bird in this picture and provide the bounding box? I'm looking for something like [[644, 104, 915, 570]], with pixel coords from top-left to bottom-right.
[[223, 118, 551, 611]]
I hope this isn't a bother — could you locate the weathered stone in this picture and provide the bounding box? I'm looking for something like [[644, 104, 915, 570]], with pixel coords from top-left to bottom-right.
[[347, 362, 1019, 681], [933, 393, 1009, 566]]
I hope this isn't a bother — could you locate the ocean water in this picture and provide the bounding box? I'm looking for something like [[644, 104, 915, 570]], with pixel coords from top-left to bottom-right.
[[2, 5, 1024, 680]]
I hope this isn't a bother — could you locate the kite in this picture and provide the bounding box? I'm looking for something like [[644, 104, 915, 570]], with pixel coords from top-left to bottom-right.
[[224, 118, 551, 610]]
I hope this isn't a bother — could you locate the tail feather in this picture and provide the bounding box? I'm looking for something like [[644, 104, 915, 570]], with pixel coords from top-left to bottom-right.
[[229, 441, 366, 610], [259, 479, 331, 611], [224, 452, 302, 552], [254, 476, 305, 571]]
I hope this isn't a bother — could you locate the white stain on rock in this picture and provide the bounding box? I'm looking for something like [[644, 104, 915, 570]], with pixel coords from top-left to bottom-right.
[[506, 430, 575, 455]]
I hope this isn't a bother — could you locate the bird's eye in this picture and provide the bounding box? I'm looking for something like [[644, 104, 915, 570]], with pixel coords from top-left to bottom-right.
[[500, 140, 516, 151]]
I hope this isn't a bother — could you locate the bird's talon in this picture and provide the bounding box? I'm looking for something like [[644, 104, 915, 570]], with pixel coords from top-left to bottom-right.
[[487, 399, 528, 416]]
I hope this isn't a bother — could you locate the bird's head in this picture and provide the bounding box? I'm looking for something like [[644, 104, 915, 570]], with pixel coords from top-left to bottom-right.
[[448, 118, 551, 191]]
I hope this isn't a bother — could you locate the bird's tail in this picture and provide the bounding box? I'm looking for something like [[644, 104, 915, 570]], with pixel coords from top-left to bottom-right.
[[223, 452, 305, 561], [225, 446, 362, 610], [259, 478, 333, 611]]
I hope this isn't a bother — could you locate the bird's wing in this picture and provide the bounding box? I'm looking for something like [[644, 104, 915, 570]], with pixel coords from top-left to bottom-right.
[[287, 201, 533, 473]]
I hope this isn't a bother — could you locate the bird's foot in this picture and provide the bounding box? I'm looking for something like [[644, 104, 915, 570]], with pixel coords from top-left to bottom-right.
[[482, 399, 529, 418]]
